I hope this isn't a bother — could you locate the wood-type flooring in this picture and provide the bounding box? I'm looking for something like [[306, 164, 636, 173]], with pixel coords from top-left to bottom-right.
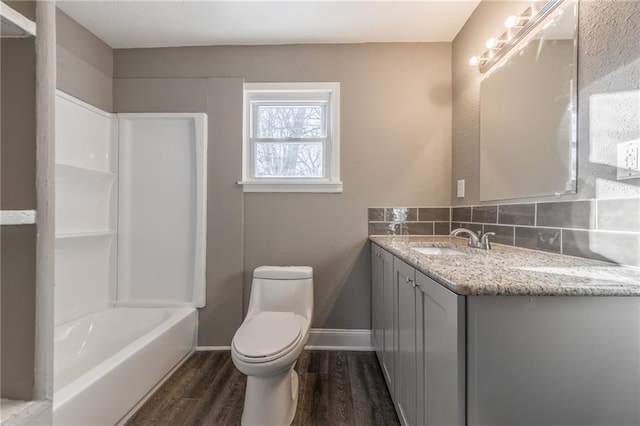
[[126, 350, 399, 426]]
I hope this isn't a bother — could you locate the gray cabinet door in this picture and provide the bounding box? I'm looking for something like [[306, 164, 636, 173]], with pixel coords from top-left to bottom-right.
[[417, 271, 465, 426], [381, 247, 395, 394], [394, 258, 418, 426], [371, 244, 384, 362], [372, 243, 396, 396]]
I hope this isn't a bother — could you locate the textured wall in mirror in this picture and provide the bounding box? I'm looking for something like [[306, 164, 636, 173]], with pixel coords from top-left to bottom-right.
[[480, 1, 577, 201]]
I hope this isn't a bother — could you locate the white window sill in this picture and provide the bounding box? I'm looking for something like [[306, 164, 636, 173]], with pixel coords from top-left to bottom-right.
[[238, 181, 343, 193]]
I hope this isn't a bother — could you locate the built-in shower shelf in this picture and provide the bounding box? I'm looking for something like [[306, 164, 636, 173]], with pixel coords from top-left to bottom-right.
[[0, 3, 36, 38], [56, 230, 115, 240], [55, 163, 115, 178], [0, 210, 36, 225]]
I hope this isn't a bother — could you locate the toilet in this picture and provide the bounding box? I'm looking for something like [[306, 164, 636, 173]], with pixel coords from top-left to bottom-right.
[[231, 266, 314, 426]]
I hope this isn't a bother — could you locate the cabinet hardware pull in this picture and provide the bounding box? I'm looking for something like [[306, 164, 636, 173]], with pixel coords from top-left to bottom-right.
[[406, 277, 413, 284]]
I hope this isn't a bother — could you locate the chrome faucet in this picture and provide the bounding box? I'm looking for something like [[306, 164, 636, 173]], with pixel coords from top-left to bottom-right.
[[450, 228, 495, 250]]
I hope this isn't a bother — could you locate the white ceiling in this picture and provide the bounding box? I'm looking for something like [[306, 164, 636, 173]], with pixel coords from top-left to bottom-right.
[[57, 1, 481, 49]]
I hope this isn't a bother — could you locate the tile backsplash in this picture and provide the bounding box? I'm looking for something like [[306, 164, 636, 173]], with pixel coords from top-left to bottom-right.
[[369, 198, 640, 267], [368, 207, 450, 237]]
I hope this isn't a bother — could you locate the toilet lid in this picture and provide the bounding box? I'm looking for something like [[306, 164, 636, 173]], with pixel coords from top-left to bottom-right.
[[233, 311, 302, 358]]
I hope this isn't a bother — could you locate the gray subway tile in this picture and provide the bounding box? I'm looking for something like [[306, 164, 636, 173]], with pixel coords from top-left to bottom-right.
[[498, 203, 536, 226], [562, 229, 612, 263], [386, 207, 417, 222], [452, 207, 471, 222], [563, 229, 640, 267], [368, 208, 385, 221], [515, 227, 561, 254], [418, 207, 450, 222], [483, 224, 515, 246], [368, 222, 402, 236], [537, 200, 594, 229], [405, 222, 434, 235], [472, 205, 498, 224], [434, 222, 451, 235], [597, 198, 640, 232]]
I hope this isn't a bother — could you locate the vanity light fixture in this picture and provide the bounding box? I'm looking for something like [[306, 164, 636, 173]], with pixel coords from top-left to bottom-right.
[[504, 15, 522, 29], [484, 37, 500, 49], [469, 0, 569, 74]]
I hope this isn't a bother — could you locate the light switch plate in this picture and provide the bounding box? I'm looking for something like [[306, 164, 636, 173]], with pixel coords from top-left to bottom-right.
[[457, 179, 465, 198], [617, 140, 640, 180]]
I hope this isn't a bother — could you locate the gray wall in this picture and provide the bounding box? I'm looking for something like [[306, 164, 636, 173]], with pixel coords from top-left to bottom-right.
[[114, 43, 452, 337], [0, 3, 37, 399], [452, 1, 640, 205], [4, 0, 35, 20], [56, 9, 113, 112]]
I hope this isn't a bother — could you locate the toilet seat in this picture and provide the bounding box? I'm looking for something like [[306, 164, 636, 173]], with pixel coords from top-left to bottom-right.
[[233, 311, 302, 363]]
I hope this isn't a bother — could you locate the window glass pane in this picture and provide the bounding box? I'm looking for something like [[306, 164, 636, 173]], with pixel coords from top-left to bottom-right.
[[254, 104, 326, 138], [254, 142, 323, 178]]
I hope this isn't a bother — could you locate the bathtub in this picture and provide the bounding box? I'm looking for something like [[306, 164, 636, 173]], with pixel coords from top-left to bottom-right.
[[53, 307, 197, 425]]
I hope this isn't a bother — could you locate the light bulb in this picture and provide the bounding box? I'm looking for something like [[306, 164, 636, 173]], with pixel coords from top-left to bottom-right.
[[485, 37, 498, 49], [469, 56, 480, 66], [504, 15, 520, 29]]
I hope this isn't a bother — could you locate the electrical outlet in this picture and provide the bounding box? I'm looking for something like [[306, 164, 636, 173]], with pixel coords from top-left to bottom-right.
[[457, 179, 465, 198], [617, 140, 640, 180]]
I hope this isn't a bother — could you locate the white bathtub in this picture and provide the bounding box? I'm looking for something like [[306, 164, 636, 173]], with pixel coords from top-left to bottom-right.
[[53, 307, 197, 425]]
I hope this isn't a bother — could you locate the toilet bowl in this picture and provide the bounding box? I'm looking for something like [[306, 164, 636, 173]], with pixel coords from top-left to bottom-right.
[[231, 266, 313, 426]]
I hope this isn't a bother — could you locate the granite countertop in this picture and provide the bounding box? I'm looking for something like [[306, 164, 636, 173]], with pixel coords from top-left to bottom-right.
[[370, 236, 640, 296]]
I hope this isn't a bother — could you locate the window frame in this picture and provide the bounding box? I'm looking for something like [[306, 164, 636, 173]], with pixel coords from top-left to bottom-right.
[[240, 82, 342, 193]]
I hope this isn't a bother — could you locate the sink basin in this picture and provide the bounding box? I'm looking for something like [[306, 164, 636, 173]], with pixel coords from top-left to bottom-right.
[[412, 247, 464, 256]]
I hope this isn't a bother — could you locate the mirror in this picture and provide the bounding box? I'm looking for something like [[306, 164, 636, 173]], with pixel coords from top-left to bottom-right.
[[480, 0, 578, 201]]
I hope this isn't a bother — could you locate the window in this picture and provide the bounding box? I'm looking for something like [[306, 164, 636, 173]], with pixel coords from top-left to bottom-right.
[[241, 82, 341, 192]]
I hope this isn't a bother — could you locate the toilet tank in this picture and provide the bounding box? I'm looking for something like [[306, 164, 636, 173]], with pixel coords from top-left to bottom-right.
[[247, 266, 313, 320]]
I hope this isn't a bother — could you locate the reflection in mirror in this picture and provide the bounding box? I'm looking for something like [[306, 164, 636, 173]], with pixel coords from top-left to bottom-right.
[[480, 0, 577, 202]]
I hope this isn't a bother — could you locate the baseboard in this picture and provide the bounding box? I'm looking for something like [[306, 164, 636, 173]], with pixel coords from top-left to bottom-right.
[[196, 345, 232, 351], [305, 328, 373, 351], [196, 329, 373, 352]]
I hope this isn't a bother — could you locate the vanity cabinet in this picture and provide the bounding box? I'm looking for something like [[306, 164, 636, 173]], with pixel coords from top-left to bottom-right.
[[371, 240, 640, 426], [371, 244, 395, 395]]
